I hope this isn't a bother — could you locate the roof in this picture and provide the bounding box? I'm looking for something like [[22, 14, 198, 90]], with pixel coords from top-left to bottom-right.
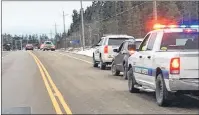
[[135, 38, 144, 42], [103, 34, 134, 38]]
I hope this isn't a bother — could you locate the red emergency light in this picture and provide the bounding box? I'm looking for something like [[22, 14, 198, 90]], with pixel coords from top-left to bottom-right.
[[183, 29, 197, 33], [153, 24, 179, 29]]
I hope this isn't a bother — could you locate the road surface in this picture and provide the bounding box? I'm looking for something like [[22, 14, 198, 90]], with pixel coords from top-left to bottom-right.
[[2, 50, 199, 114]]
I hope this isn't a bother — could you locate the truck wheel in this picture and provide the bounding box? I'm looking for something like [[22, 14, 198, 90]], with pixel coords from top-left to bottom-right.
[[99, 57, 106, 70], [93, 55, 98, 67], [155, 74, 171, 106], [111, 61, 120, 76], [128, 68, 139, 93]]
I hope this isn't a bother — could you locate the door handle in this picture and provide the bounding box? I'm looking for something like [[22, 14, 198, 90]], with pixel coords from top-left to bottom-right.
[[147, 56, 151, 59], [139, 56, 142, 58]]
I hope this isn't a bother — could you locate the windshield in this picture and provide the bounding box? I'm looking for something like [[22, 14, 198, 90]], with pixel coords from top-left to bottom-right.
[[160, 32, 199, 50], [108, 38, 133, 45], [45, 42, 52, 45], [135, 41, 142, 49]]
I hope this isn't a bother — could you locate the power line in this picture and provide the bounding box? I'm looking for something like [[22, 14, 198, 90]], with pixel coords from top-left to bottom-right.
[[94, 1, 148, 23]]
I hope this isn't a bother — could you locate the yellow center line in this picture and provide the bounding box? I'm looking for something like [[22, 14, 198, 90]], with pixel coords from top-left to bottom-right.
[[28, 51, 63, 114], [29, 51, 72, 114]]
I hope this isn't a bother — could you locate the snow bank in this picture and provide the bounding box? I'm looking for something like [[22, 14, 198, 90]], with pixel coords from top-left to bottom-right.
[[58, 47, 95, 57], [75, 48, 95, 57]]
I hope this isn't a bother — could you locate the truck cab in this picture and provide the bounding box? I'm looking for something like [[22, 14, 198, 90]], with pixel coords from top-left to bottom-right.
[[127, 24, 199, 106]]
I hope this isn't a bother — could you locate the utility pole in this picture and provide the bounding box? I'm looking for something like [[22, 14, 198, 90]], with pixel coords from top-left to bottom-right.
[[20, 40, 23, 50], [153, 0, 158, 22], [88, 26, 92, 46], [53, 23, 58, 48], [63, 11, 68, 50], [63, 11, 66, 34], [80, 0, 85, 51]]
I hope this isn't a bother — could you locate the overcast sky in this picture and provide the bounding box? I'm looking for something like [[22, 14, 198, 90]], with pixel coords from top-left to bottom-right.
[[2, 1, 92, 37]]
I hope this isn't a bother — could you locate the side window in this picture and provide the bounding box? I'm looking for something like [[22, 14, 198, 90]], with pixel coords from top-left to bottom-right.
[[139, 34, 151, 51], [103, 38, 108, 45], [147, 33, 157, 50], [118, 42, 124, 52], [98, 38, 104, 46], [121, 42, 128, 51]]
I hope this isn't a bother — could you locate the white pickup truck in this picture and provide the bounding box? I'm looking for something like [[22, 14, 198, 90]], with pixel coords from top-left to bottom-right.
[[93, 35, 135, 70], [127, 25, 199, 106]]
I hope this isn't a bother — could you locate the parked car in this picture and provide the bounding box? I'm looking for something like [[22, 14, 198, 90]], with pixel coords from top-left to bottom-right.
[[40, 44, 44, 50], [92, 35, 135, 70], [111, 39, 143, 79], [127, 24, 199, 106], [25, 44, 34, 50], [43, 41, 55, 51]]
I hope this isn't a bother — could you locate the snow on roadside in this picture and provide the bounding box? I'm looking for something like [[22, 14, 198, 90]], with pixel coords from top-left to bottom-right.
[[57, 47, 96, 57], [75, 48, 95, 57]]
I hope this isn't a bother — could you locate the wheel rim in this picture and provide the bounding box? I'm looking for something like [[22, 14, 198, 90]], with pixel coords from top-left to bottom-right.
[[112, 64, 116, 74]]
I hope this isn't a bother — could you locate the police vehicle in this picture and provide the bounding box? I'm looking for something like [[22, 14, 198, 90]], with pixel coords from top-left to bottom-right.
[[127, 24, 199, 106]]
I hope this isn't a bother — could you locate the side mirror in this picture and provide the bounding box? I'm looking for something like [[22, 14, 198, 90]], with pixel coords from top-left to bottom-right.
[[113, 49, 118, 52]]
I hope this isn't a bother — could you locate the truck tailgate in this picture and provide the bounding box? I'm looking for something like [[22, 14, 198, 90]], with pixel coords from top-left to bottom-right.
[[179, 52, 199, 79]]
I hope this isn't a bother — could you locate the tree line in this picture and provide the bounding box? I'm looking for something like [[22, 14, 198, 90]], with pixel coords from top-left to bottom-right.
[[65, 1, 199, 47], [2, 34, 52, 50]]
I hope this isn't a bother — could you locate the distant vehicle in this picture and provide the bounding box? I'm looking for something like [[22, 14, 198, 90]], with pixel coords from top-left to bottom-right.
[[40, 44, 44, 50], [4, 44, 11, 51], [111, 39, 143, 79], [25, 44, 34, 50], [92, 34, 135, 70], [127, 24, 199, 106], [43, 41, 55, 51]]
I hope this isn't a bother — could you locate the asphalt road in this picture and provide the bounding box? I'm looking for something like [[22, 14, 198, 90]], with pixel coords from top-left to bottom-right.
[[2, 50, 199, 114]]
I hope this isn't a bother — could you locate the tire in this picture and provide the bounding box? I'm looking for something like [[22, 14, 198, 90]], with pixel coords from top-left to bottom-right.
[[127, 68, 140, 93], [99, 56, 106, 70], [123, 63, 128, 80], [155, 74, 172, 106], [93, 55, 98, 67], [111, 61, 120, 76]]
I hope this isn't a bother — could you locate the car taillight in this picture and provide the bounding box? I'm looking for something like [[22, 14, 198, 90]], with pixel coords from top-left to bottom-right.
[[104, 45, 108, 53], [170, 57, 180, 74]]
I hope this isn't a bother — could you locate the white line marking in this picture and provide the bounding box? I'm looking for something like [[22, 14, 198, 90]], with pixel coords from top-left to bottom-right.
[[56, 52, 92, 64]]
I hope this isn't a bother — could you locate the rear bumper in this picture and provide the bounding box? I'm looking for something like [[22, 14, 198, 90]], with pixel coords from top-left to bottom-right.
[[168, 79, 199, 91], [26, 48, 33, 50], [44, 47, 55, 50], [102, 54, 114, 63]]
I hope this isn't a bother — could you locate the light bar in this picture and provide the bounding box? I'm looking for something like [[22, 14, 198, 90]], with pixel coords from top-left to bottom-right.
[[190, 25, 199, 28], [153, 24, 199, 30], [180, 25, 186, 28]]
